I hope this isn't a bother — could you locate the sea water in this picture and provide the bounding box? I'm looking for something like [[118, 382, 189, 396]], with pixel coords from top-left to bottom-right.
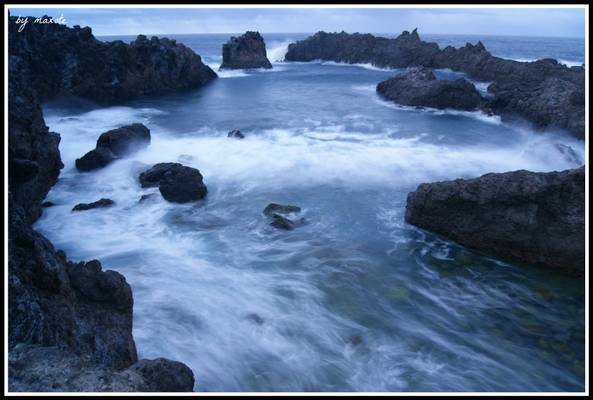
[[36, 33, 586, 392]]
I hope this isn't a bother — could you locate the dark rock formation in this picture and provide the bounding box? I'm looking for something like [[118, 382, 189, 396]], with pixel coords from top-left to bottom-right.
[[75, 147, 116, 172], [285, 30, 585, 139], [405, 167, 585, 276], [9, 345, 194, 392], [139, 163, 208, 203], [72, 198, 115, 211], [8, 15, 200, 392], [96, 123, 151, 156], [263, 203, 302, 217], [263, 203, 304, 230], [220, 31, 273, 70], [227, 129, 245, 139], [8, 16, 217, 104], [376, 67, 482, 110], [76, 124, 150, 172]]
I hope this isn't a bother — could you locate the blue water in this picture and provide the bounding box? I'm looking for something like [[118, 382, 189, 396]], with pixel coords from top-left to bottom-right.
[[36, 33, 585, 392]]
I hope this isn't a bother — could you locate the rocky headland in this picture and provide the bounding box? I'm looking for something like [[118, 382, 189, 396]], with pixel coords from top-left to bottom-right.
[[220, 31, 273, 70], [285, 29, 585, 139], [405, 167, 585, 276], [7, 15, 217, 392]]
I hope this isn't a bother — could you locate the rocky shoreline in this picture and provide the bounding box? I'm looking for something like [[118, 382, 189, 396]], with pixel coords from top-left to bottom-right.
[[285, 29, 585, 139], [8, 15, 217, 392]]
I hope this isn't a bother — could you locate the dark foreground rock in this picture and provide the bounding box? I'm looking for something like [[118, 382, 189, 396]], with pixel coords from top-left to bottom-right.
[[9, 345, 194, 392], [227, 129, 245, 139], [72, 198, 115, 211], [405, 167, 585, 275], [220, 31, 273, 70], [285, 30, 585, 139], [139, 163, 208, 203], [263, 203, 302, 216], [8, 14, 199, 392], [76, 123, 150, 172], [376, 67, 482, 110]]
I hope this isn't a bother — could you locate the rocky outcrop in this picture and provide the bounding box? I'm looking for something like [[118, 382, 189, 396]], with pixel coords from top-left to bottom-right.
[[76, 124, 151, 172], [263, 203, 304, 230], [376, 67, 482, 110], [220, 31, 272, 70], [8, 16, 217, 103], [8, 15, 200, 392], [285, 30, 585, 139], [139, 163, 208, 203], [72, 198, 115, 211], [405, 167, 585, 276], [227, 129, 245, 139]]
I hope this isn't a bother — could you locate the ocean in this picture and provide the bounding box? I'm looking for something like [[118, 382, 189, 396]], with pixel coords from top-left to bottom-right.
[[36, 33, 585, 392]]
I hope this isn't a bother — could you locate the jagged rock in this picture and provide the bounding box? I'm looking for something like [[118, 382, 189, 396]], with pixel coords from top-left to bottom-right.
[[139, 163, 207, 203], [72, 198, 115, 212], [263, 203, 301, 216], [96, 123, 151, 156], [286, 30, 585, 139], [405, 167, 585, 275], [75, 147, 116, 172], [8, 16, 217, 104], [9, 345, 194, 392], [227, 129, 245, 139], [377, 67, 482, 110], [220, 31, 272, 70]]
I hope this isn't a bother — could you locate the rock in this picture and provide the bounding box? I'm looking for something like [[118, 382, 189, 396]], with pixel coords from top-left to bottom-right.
[[75, 147, 116, 172], [405, 166, 585, 275], [377, 67, 482, 110], [72, 198, 115, 211], [263, 203, 301, 216], [139, 163, 207, 203], [138, 193, 157, 203], [286, 30, 584, 139], [138, 162, 181, 188], [220, 31, 273, 70], [9, 345, 194, 392], [8, 15, 217, 104], [270, 214, 296, 230], [227, 129, 245, 139], [96, 123, 150, 157], [42, 201, 55, 208]]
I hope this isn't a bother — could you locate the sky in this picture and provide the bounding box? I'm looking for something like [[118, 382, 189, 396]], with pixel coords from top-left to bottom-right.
[[7, 6, 587, 38]]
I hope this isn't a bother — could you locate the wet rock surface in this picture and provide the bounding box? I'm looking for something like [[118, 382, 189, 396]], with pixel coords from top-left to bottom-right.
[[227, 129, 245, 139], [376, 67, 482, 110], [220, 31, 273, 70], [405, 166, 585, 275]]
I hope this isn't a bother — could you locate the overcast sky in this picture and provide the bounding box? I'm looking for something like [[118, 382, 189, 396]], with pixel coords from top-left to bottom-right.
[[8, 7, 586, 38]]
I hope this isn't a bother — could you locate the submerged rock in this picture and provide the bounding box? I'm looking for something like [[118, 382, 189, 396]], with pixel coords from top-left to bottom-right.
[[405, 166, 585, 275], [220, 31, 273, 70], [263, 203, 302, 217], [270, 214, 296, 230], [376, 67, 482, 111], [227, 129, 245, 139], [139, 163, 207, 203], [245, 313, 265, 325], [138, 193, 157, 203], [72, 198, 115, 211]]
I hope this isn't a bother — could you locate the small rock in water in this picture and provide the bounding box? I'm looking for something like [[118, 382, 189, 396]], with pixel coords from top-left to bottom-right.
[[139, 193, 157, 203], [75, 146, 116, 172], [245, 313, 264, 325], [270, 214, 295, 230], [138, 163, 208, 203], [42, 201, 55, 208], [263, 203, 301, 217], [72, 198, 115, 211], [227, 129, 245, 139]]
